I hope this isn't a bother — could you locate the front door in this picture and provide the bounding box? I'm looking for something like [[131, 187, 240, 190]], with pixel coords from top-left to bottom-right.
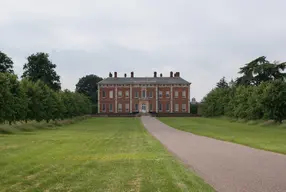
[[141, 104, 146, 113]]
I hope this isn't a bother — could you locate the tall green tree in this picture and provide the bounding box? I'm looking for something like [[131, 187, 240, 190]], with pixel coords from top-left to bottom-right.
[[75, 74, 103, 104], [216, 77, 229, 88], [236, 56, 286, 86], [0, 51, 14, 73], [22, 52, 61, 91]]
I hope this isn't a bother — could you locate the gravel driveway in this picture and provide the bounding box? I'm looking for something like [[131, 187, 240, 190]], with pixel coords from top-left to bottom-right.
[[141, 116, 286, 192]]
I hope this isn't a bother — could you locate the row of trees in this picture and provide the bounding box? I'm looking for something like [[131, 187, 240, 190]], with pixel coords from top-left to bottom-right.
[[0, 51, 94, 124], [201, 56, 286, 123]]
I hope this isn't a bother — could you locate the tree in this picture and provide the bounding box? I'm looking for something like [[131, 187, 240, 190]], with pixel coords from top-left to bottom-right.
[[216, 77, 229, 88], [75, 74, 103, 104], [260, 80, 286, 123], [22, 52, 61, 91], [236, 56, 286, 86], [0, 73, 27, 124], [0, 51, 14, 73]]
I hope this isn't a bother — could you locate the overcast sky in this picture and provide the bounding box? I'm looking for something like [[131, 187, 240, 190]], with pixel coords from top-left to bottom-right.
[[1, 0, 285, 101]]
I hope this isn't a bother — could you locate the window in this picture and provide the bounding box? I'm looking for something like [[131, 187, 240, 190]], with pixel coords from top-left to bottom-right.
[[159, 103, 162, 112], [109, 90, 113, 98], [125, 103, 129, 112], [182, 104, 186, 112], [135, 103, 138, 111], [125, 91, 129, 98], [142, 90, 146, 98], [102, 91, 106, 98], [159, 91, 162, 98], [166, 103, 170, 111], [102, 104, 106, 112], [166, 91, 170, 98], [135, 91, 139, 98], [175, 104, 179, 112], [118, 103, 122, 112], [182, 91, 186, 98], [118, 91, 122, 98], [149, 91, 153, 98], [149, 103, 152, 111], [109, 104, 113, 112], [175, 91, 178, 98]]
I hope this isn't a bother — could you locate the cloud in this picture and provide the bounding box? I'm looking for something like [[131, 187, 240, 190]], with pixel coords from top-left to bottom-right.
[[1, 0, 286, 100]]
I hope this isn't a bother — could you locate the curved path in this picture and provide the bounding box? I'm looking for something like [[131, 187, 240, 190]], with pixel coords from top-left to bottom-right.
[[141, 116, 286, 192]]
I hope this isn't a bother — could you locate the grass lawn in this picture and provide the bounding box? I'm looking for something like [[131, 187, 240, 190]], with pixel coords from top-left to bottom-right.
[[159, 117, 286, 154], [0, 118, 214, 192]]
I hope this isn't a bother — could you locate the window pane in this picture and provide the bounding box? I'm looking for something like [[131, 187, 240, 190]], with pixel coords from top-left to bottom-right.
[[109, 90, 113, 98]]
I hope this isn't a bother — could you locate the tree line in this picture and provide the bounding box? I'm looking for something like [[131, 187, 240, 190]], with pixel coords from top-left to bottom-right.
[[0, 51, 97, 124], [201, 56, 286, 123]]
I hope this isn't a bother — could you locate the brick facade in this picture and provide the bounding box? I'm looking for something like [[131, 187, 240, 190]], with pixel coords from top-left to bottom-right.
[[98, 72, 191, 114]]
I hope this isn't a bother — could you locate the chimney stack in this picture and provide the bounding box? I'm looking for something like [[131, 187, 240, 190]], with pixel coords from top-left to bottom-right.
[[160, 73, 163, 77], [109, 72, 112, 77], [131, 71, 134, 78], [170, 71, 173, 77], [114, 72, 117, 78], [177, 72, 180, 77], [154, 71, 157, 77], [124, 73, 127, 78]]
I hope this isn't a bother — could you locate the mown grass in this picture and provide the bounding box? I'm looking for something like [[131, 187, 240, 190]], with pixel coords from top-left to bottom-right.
[[159, 117, 286, 154], [0, 116, 89, 134], [0, 118, 214, 192]]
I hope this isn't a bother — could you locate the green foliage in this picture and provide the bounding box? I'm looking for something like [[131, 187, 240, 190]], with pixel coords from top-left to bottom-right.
[[75, 74, 103, 104], [190, 104, 198, 114], [0, 73, 92, 125], [202, 56, 286, 123], [236, 56, 286, 86], [0, 51, 14, 74], [22, 52, 61, 91]]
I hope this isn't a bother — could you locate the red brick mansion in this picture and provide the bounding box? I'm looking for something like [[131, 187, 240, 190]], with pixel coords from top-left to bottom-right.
[[97, 71, 191, 114]]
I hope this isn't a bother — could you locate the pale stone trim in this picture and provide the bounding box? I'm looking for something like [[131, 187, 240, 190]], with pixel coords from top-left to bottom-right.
[[156, 85, 158, 113]]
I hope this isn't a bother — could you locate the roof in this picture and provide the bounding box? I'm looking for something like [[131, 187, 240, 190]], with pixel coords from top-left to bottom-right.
[[98, 77, 191, 85]]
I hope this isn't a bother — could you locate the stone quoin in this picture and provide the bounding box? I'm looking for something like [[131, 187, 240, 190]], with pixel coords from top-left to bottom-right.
[[97, 71, 191, 114]]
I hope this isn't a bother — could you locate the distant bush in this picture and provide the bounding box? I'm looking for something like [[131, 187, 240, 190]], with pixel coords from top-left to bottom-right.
[[0, 73, 92, 126], [201, 80, 286, 123]]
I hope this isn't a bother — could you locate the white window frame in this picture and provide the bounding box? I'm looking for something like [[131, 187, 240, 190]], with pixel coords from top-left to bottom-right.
[[159, 103, 162, 112], [182, 104, 186, 112], [135, 91, 139, 98], [118, 103, 122, 112], [166, 91, 170, 98], [109, 103, 113, 112], [109, 90, 113, 98], [135, 103, 138, 111], [118, 91, 122, 98], [102, 91, 106, 98], [182, 91, 186, 98], [142, 90, 146, 98], [102, 104, 106, 112], [175, 104, 179, 112], [125, 103, 129, 112], [159, 91, 162, 98], [125, 91, 129, 98], [175, 91, 178, 98], [149, 91, 153, 98], [166, 103, 170, 112]]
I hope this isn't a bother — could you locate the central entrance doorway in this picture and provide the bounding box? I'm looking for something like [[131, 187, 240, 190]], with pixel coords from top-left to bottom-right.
[[141, 103, 146, 113]]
